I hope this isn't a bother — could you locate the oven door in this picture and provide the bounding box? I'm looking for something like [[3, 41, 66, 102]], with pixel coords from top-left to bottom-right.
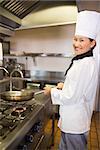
[[35, 117, 54, 150]]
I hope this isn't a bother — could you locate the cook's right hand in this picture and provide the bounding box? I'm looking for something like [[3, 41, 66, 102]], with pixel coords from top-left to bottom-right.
[[56, 82, 64, 90], [43, 86, 51, 95]]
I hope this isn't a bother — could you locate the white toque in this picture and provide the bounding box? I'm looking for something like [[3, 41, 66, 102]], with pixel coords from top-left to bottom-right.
[[75, 10, 100, 40]]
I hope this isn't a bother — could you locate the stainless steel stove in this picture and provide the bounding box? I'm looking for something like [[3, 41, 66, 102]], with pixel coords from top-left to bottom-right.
[[0, 98, 45, 150]]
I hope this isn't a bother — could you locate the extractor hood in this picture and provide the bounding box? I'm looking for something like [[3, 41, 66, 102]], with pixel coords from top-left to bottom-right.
[[0, 0, 39, 36], [0, 11, 20, 36], [0, 0, 100, 32], [0, 0, 77, 32], [20, 5, 77, 29]]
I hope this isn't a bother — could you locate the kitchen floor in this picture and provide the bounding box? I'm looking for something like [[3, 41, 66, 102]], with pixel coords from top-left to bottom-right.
[[49, 111, 100, 150]]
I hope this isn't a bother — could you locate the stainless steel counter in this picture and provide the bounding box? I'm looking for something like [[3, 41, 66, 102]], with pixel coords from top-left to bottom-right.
[[0, 91, 54, 150]]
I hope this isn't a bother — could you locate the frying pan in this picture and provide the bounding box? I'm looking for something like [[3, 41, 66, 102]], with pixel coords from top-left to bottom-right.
[[1, 90, 34, 102]]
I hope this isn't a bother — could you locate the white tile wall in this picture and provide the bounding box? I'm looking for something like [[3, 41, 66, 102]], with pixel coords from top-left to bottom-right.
[[8, 24, 75, 72]]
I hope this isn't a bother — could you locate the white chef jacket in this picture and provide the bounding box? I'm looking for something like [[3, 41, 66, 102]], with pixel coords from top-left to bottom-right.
[[51, 57, 98, 134]]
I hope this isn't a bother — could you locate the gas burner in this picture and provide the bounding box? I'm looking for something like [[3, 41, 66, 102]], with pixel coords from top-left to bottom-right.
[[0, 98, 41, 142], [0, 118, 18, 138], [0, 104, 9, 112], [6, 102, 26, 108], [13, 107, 26, 113], [11, 107, 27, 120], [0, 113, 5, 120]]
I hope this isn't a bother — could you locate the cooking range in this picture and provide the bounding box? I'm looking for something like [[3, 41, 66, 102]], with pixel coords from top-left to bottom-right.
[[0, 98, 45, 150]]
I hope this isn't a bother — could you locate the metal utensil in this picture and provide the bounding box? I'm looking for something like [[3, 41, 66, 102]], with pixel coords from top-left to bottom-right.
[[1, 90, 34, 102]]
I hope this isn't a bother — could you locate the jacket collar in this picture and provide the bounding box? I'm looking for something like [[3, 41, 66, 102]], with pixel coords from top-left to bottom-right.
[[72, 49, 93, 62], [65, 50, 93, 76]]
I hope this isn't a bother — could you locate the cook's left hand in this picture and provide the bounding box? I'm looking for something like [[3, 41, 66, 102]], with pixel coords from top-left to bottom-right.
[[43, 86, 51, 95], [56, 82, 64, 90]]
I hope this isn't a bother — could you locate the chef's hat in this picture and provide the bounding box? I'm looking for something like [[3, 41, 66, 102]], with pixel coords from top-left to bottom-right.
[[75, 10, 100, 40]]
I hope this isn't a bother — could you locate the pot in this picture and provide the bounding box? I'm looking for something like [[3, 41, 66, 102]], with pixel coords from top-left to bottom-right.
[[1, 90, 34, 102]]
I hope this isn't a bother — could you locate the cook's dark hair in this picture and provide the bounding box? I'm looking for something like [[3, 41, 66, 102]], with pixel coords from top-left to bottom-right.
[[89, 38, 96, 50]]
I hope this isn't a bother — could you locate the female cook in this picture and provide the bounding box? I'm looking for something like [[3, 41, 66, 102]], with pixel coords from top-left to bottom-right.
[[44, 10, 100, 150]]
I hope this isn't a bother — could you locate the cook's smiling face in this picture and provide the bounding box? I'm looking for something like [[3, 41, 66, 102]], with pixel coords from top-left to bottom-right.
[[73, 35, 95, 55]]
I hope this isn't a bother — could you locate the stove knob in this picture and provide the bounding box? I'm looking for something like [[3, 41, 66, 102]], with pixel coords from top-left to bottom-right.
[[26, 134, 33, 143], [17, 144, 27, 150], [33, 122, 42, 133]]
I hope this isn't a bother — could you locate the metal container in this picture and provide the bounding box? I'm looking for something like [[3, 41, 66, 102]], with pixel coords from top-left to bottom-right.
[[1, 90, 34, 102]]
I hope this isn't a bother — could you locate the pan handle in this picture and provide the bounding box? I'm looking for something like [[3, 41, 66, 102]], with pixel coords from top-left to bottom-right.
[[34, 90, 44, 95]]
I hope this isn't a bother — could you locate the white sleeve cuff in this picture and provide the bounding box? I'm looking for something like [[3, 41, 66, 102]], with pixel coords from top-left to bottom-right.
[[51, 88, 62, 105]]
